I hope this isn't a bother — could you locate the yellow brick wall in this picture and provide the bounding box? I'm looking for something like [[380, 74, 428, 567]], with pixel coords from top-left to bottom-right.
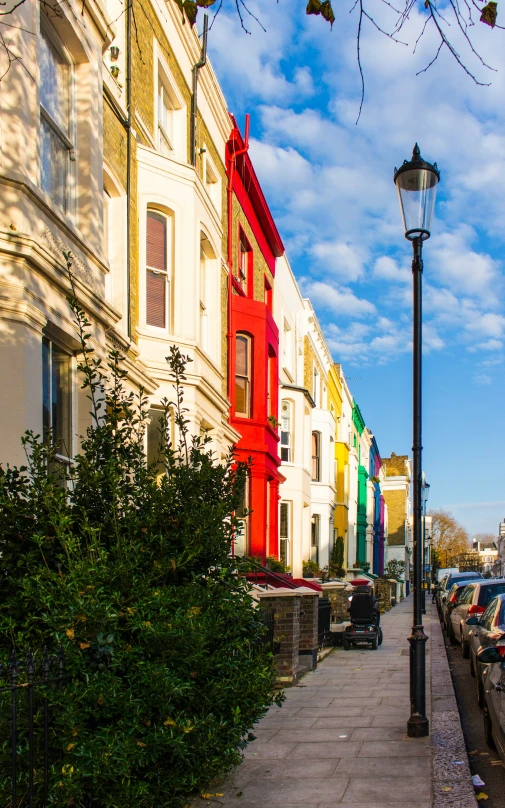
[[221, 266, 228, 398], [303, 336, 324, 402], [231, 197, 273, 305], [383, 489, 406, 546]]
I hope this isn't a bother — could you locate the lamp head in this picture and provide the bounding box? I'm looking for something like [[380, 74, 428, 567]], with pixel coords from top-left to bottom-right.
[[394, 144, 440, 241]]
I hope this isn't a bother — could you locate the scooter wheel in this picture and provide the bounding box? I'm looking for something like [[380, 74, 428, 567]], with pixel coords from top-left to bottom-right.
[[344, 638, 350, 651], [371, 637, 378, 650], [378, 629, 383, 646]]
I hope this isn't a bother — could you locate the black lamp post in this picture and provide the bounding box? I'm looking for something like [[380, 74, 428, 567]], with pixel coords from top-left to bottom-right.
[[394, 144, 440, 739], [422, 479, 430, 615]]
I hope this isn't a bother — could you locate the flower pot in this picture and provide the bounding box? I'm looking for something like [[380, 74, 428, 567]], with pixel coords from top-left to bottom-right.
[[303, 571, 314, 578]]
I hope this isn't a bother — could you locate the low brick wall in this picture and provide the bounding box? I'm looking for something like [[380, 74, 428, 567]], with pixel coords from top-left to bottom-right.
[[298, 592, 319, 671], [375, 579, 394, 612], [257, 591, 301, 685], [320, 582, 351, 627]]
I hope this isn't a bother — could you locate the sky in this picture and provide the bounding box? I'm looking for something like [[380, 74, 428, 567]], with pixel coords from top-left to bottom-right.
[[203, 0, 505, 537]]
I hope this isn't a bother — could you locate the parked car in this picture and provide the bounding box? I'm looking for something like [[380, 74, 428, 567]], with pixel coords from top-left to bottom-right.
[[450, 579, 505, 657], [477, 643, 505, 763], [438, 571, 483, 624], [467, 593, 505, 706], [445, 581, 479, 643]]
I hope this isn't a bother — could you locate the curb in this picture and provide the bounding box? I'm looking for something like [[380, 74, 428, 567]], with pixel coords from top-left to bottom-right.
[[430, 606, 478, 808]]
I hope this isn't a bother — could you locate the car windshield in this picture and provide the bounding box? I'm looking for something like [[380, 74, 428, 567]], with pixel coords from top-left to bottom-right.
[[478, 583, 505, 607]]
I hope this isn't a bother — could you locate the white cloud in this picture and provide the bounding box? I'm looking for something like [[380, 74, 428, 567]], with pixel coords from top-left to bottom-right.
[[473, 373, 492, 386], [373, 256, 410, 284], [310, 240, 366, 282], [467, 339, 503, 352], [302, 281, 376, 318]]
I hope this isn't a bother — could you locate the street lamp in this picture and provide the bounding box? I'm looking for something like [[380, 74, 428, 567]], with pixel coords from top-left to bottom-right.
[[421, 479, 430, 615], [394, 144, 440, 739]]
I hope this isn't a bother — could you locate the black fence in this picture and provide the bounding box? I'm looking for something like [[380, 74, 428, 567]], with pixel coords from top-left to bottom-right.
[[0, 647, 66, 808], [261, 610, 278, 654], [318, 598, 332, 648]]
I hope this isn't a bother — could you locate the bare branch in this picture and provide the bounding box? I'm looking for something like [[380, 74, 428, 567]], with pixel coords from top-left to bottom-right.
[[448, 0, 496, 69], [362, 8, 408, 44], [355, 0, 365, 124], [418, 5, 492, 85]]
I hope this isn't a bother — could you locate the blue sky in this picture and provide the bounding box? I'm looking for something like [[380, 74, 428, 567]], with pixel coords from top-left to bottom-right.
[[205, 0, 505, 537]]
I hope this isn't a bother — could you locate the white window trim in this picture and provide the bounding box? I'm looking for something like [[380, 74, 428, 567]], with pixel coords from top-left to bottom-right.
[[42, 333, 77, 470], [39, 14, 77, 219], [154, 41, 186, 162], [280, 399, 292, 464], [143, 207, 172, 334]]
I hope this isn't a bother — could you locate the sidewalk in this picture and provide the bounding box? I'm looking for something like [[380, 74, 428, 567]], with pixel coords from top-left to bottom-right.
[[193, 596, 463, 808]]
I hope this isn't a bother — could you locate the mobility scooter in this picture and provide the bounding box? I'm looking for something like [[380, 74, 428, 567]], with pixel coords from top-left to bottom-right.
[[343, 586, 383, 650]]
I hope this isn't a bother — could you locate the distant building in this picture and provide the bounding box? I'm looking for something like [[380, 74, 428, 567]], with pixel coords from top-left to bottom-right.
[[382, 453, 412, 581]]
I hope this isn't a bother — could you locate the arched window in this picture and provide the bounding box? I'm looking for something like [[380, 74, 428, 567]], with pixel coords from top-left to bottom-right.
[[235, 334, 251, 417], [146, 211, 169, 329], [281, 400, 292, 462], [312, 431, 321, 481]]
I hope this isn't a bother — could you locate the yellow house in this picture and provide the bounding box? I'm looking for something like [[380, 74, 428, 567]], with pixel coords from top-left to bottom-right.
[[329, 364, 349, 570]]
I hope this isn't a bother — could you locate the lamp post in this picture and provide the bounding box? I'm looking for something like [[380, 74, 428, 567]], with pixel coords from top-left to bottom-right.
[[422, 479, 430, 615], [394, 144, 440, 739]]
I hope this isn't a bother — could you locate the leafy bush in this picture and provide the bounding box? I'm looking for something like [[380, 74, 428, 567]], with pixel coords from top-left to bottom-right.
[[381, 560, 406, 580], [329, 536, 345, 578], [0, 256, 279, 808], [302, 559, 320, 575], [265, 555, 290, 573]]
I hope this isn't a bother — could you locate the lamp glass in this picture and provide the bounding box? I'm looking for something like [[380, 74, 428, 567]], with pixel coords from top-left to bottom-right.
[[396, 168, 438, 241]]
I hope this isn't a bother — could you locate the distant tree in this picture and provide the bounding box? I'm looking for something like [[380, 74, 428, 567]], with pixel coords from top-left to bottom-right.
[[430, 509, 470, 568], [381, 559, 405, 580], [473, 532, 497, 547]]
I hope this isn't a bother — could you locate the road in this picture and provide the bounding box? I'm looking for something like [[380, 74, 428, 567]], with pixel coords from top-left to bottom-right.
[[443, 627, 505, 807]]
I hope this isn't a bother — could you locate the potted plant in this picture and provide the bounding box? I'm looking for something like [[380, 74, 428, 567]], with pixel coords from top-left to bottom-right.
[[302, 559, 319, 578]]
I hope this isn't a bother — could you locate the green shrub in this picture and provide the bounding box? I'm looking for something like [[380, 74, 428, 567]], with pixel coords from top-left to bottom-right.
[[0, 255, 279, 808], [302, 559, 320, 574], [329, 536, 345, 577], [381, 560, 406, 580]]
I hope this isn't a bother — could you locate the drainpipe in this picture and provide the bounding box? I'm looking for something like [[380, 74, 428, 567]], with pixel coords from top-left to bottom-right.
[[125, 0, 132, 337], [190, 14, 208, 167], [226, 114, 250, 402]]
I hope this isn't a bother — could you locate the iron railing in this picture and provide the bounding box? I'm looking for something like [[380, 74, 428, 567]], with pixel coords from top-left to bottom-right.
[[238, 557, 298, 590], [261, 611, 276, 653], [318, 598, 332, 648], [0, 647, 66, 808]]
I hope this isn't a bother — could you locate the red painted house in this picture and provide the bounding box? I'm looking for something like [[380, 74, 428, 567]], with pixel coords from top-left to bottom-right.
[[226, 116, 284, 562]]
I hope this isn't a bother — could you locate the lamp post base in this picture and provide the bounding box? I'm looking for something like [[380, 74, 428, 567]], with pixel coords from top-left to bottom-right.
[[407, 712, 429, 738]]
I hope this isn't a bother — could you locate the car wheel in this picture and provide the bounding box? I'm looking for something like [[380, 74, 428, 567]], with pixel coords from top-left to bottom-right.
[[483, 706, 496, 749], [461, 637, 470, 659], [470, 655, 476, 678], [477, 677, 485, 709], [447, 622, 457, 645]]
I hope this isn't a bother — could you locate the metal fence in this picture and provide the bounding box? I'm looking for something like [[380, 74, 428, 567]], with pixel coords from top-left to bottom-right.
[[318, 598, 332, 648], [0, 647, 66, 808], [261, 611, 277, 654]]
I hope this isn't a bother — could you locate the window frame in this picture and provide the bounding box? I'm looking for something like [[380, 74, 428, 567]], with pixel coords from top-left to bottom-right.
[[145, 209, 171, 332], [280, 399, 292, 463], [42, 334, 75, 471], [312, 431, 321, 482], [280, 501, 291, 568], [39, 14, 76, 215], [237, 229, 252, 296], [235, 333, 252, 418]]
